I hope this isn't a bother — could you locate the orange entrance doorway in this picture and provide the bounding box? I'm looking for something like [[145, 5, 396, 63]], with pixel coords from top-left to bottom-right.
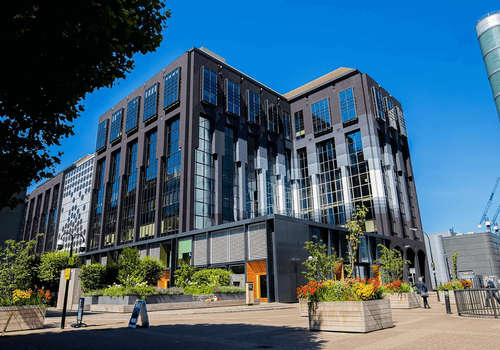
[[247, 260, 267, 302]]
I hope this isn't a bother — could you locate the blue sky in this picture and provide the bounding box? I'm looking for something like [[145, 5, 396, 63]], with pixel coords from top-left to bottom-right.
[[37, 1, 500, 234]]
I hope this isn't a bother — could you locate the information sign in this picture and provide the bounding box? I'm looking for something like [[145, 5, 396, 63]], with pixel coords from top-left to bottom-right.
[[128, 300, 150, 329]]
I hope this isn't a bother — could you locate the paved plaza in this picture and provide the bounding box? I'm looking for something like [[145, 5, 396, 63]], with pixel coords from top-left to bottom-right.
[[2, 294, 500, 349]]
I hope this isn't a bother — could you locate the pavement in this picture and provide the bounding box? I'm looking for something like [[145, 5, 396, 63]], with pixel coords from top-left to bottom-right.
[[1, 293, 500, 349]]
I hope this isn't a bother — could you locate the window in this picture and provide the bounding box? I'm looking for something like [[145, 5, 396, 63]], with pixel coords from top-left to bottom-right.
[[225, 79, 240, 116], [140, 131, 158, 240], [164, 68, 180, 110], [144, 83, 159, 122], [90, 159, 106, 250], [266, 143, 277, 215], [202, 67, 217, 105], [298, 148, 313, 220], [194, 117, 214, 229], [121, 141, 138, 244], [109, 109, 123, 143], [105, 151, 120, 247], [339, 88, 357, 123], [371, 87, 385, 122], [162, 119, 181, 236], [96, 120, 108, 152], [266, 100, 279, 133], [222, 127, 238, 223], [396, 106, 407, 137], [283, 111, 291, 140], [311, 98, 331, 134], [294, 110, 305, 139], [125, 96, 140, 133], [384, 97, 398, 129], [246, 135, 260, 218], [247, 90, 260, 124]]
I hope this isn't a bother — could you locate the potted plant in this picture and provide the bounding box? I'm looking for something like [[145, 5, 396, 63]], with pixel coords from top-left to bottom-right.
[[0, 287, 51, 332], [437, 280, 472, 304], [381, 280, 420, 308]]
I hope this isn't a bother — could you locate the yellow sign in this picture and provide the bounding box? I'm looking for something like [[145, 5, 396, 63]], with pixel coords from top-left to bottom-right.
[[68, 257, 74, 266], [64, 268, 71, 280]]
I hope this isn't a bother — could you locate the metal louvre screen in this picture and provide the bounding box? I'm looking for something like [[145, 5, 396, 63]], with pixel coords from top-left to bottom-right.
[[193, 234, 207, 265], [229, 227, 245, 261], [150, 243, 161, 260], [248, 223, 267, 260], [211, 230, 229, 264]]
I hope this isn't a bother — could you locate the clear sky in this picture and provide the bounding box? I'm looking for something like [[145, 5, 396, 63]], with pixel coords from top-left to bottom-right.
[[35, 0, 500, 235]]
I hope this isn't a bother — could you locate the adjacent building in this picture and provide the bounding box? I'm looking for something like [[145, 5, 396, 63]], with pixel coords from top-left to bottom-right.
[[22, 47, 426, 302], [476, 11, 500, 120]]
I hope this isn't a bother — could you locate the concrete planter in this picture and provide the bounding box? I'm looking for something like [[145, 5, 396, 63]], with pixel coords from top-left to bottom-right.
[[308, 299, 393, 333], [299, 298, 308, 317], [0, 306, 46, 332], [97, 294, 192, 305], [439, 291, 456, 305], [383, 292, 421, 309], [215, 293, 245, 300]]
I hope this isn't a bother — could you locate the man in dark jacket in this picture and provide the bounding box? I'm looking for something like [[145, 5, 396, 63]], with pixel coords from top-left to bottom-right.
[[484, 276, 500, 307], [415, 277, 430, 308]]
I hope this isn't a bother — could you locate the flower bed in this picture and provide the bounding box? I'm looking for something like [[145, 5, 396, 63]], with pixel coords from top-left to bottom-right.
[[437, 280, 472, 305]]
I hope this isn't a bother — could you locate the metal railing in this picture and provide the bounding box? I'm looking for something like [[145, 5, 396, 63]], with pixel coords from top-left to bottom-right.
[[454, 288, 500, 318]]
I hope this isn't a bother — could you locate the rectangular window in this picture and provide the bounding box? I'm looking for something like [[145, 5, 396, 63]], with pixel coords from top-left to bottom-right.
[[139, 131, 158, 240], [121, 141, 138, 244], [164, 67, 180, 110], [143, 83, 159, 122], [396, 106, 407, 137], [246, 135, 259, 218], [105, 151, 121, 247], [247, 90, 260, 124], [90, 159, 106, 250], [339, 87, 357, 123], [384, 97, 398, 129], [283, 111, 291, 140], [194, 117, 214, 229], [298, 148, 313, 220], [266, 143, 277, 215], [162, 119, 181, 236], [95, 119, 108, 152], [266, 100, 279, 133], [109, 109, 123, 143], [125, 96, 140, 133], [202, 67, 217, 105], [371, 87, 386, 122], [222, 127, 238, 223], [294, 110, 305, 139], [225, 79, 240, 116], [311, 98, 331, 134]]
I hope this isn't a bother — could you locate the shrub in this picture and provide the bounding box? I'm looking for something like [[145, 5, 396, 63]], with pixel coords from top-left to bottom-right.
[[174, 262, 196, 289], [79, 263, 107, 293], [117, 247, 143, 287], [216, 286, 245, 293], [190, 268, 231, 287], [140, 256, 165, 286], [184, 285, 215, 295], [38, 250, 81, 287]]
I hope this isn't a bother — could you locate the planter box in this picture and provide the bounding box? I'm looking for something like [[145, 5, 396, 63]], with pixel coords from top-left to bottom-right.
[[439, 291, 456, 305], [0, 306, 46, 332], [299, 298, 308, 317], [308, 299, 393, 333], [97, 294, 192, 305], [383, 292, 421, 309]]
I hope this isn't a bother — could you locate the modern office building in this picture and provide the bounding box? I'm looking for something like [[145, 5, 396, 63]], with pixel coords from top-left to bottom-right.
[[53, 47, 425, 302], [476, 11, 500, 120], [0, 191, 25, 245], [20, 155, 95, 254]]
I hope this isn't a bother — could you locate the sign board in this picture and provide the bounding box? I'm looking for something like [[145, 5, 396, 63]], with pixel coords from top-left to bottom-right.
[[68, 257, 75, 266], [71, 298, 87, 328], [409, 268, 416, 274], [128, 300, 150, 329], [64, 268, 71, 280]]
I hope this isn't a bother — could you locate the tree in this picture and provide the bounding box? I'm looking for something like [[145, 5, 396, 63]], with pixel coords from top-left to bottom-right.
[[38, 250, 81, 289], [79, 264, 107, 293], [117, 247, 143, 287], [0, 238, 39, 294], [302, 235, 342, 282], [345, 205, 368, 279], [174, 262, 197, 289], [452, 250, 458, 281], [0, 2, 171, 209], [140, 256, 165, 286], [377, 244, 410, 282]]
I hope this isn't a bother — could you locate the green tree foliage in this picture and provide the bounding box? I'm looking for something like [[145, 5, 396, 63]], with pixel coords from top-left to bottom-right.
[[345, 205, 368, 279], [191, 269, 231, 287], [452, 250, 458, 281], [0, 1, 171, 209], [174, 262, 197, 289], [37, 250, 81, 288], [376, 244, 410, 282], [140, 256, 165, 286], [302, 235, 342, 282], [117, 247, 142, 287], [79, 264, 107, 293], [0, 238, 39, 294]]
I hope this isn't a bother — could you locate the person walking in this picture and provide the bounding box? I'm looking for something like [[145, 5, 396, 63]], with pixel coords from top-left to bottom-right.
[[415, 277, 430, 308], [484, 276, 500, 307]]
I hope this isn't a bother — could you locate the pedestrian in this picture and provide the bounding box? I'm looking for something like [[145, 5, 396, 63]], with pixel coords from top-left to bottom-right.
[[484, 276, 500, 307], [415, 277, 430, 308]]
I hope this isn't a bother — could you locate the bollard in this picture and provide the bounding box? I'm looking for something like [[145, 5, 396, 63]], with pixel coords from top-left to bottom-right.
[[445, 294, 452, 314]]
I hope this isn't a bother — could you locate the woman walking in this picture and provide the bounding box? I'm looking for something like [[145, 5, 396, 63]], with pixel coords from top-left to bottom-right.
[[415, 277, 430, 308]]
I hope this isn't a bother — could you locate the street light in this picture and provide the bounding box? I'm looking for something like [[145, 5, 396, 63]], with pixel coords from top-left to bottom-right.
[[57, 231, 86, 330], [410, 228, 440, 301]]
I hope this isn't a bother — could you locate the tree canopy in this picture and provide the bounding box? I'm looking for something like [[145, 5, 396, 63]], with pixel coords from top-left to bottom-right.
[[0, 1, 170, 209]]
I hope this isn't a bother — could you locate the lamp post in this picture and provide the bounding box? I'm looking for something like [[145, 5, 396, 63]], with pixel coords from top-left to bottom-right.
[[57, 231, 86, 330], [410, 228, 440, 301]]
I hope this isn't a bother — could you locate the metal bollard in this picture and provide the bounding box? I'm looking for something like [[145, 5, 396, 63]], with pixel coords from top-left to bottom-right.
[[445, 294, 452, 314]]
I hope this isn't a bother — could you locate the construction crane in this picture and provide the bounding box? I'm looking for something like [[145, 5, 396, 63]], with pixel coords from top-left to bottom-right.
[[491, 204, 500, 232], [478, 177, 500, 228]]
